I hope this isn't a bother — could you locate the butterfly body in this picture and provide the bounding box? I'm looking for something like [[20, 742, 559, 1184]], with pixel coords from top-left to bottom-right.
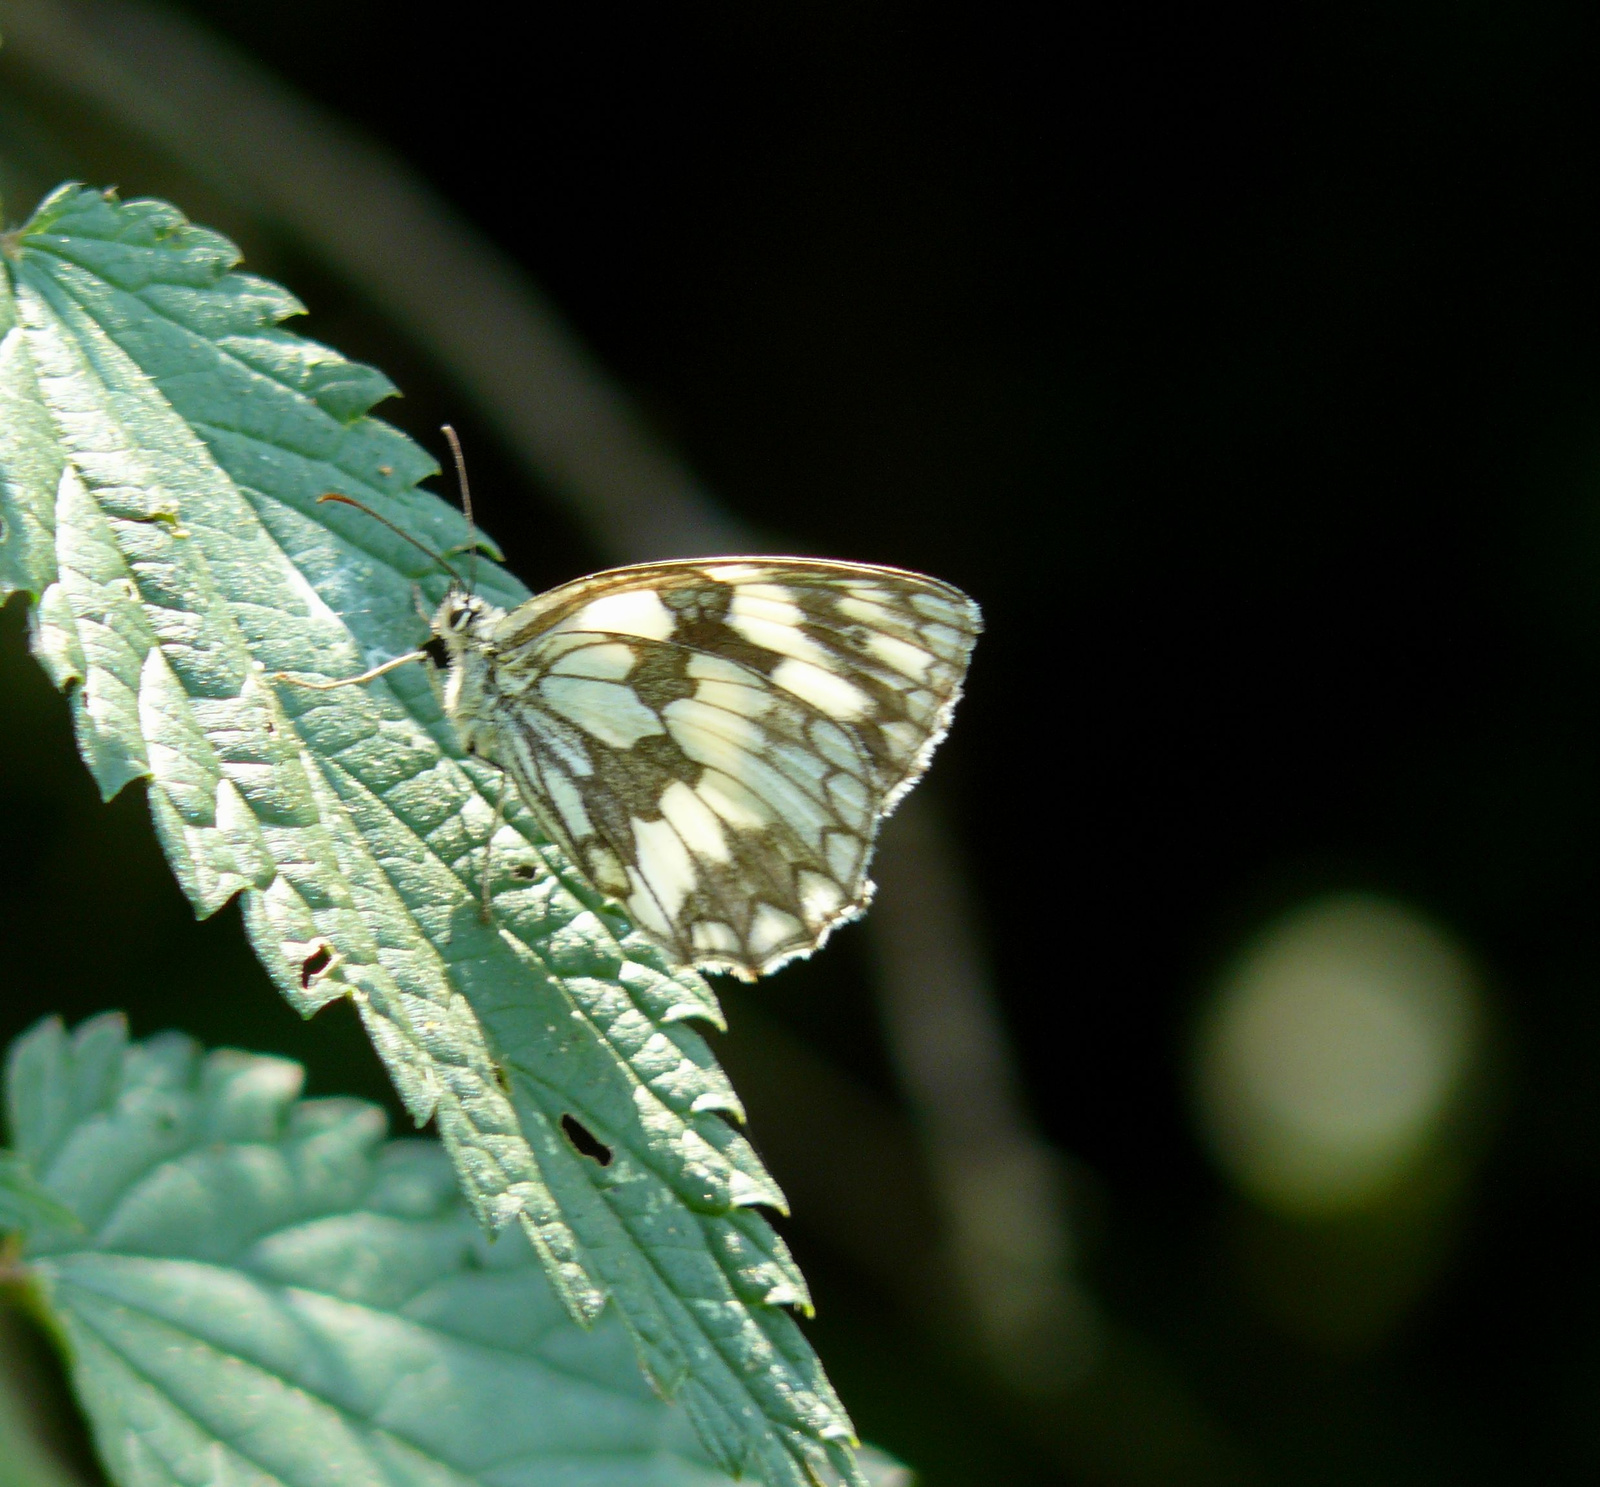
[[433, 592, 499, 754], [428, 557, 981, 980]]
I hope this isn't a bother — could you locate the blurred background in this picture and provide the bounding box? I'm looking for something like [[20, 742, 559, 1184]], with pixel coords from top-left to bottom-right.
[[3, 2, 1600, 1483]]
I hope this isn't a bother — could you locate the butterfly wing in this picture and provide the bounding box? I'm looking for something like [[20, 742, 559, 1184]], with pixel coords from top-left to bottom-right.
[[479, 557, 981, 978]]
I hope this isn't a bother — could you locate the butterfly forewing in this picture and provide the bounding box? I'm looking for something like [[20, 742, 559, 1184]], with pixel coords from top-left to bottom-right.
[[468, 557, 980, 978]]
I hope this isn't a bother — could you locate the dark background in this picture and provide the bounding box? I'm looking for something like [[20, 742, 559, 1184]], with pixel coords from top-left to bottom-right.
[[7, 2, 1600, 1483]]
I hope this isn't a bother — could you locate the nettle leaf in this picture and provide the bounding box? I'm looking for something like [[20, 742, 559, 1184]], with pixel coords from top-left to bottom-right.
[[0, 185, 861, 1487], [1, 1015, 908, 1487]]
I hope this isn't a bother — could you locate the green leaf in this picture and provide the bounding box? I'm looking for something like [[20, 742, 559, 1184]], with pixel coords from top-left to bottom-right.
[[0, 185, 861, 1487], [1, 1014, 789, 1487]]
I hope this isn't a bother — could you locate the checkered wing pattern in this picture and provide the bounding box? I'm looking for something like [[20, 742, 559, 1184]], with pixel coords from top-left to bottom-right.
[[468, 557, 981, 978]]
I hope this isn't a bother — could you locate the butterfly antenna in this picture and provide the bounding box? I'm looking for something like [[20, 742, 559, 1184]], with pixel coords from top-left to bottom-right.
[[441, 424, 479, 593], [316, 493, 463, 583]]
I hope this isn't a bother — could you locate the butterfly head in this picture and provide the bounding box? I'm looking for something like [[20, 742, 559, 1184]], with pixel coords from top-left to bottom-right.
[[431, 591, 492, 654]]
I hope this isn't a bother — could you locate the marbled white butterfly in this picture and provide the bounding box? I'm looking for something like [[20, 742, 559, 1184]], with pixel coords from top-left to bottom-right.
[[291, 448, 981, 980]]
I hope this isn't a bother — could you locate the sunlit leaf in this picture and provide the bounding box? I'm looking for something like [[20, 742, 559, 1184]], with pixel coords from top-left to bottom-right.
[[3, 1014, 817, 1487]]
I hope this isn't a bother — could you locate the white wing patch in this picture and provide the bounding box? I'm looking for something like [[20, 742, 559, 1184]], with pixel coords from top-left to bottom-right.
[[770, 657, 872, 720], [560, 588, 676, 640], [697, 769, 771, 831], [864, 630, 934, 681], [659, 780, 731, 861], [750, 904, 806, 958], [446, 557, 980, 978], [538, 676, 664, 748], [630, 814, 697, 921], [549, 642, 637, 679]]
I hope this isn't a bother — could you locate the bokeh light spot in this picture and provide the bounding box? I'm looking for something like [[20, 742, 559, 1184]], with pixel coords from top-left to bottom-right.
[[1194, 893, 1482, 1217]]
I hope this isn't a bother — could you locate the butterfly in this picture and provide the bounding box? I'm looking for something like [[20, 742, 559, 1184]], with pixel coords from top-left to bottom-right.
[[288, 459, 980, 980]]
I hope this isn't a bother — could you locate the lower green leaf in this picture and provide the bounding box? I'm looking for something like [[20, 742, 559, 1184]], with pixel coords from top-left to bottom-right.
[[5, 1014, 906, 1487]]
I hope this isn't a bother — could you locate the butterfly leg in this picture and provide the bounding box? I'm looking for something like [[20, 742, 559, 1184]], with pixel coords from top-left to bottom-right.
[[421, 649, 447, 711]]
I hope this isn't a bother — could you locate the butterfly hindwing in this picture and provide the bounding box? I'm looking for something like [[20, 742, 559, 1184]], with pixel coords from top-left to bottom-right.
[[469, 558, 980, 978]]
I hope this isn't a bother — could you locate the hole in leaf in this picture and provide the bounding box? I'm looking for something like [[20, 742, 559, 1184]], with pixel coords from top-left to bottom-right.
[[511, 863, 536, 881], [492, 1062, 512, 1096], [422, 636, 450, 670], [300, 943, 334, 988], [561, 1113, 613, 1167]]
